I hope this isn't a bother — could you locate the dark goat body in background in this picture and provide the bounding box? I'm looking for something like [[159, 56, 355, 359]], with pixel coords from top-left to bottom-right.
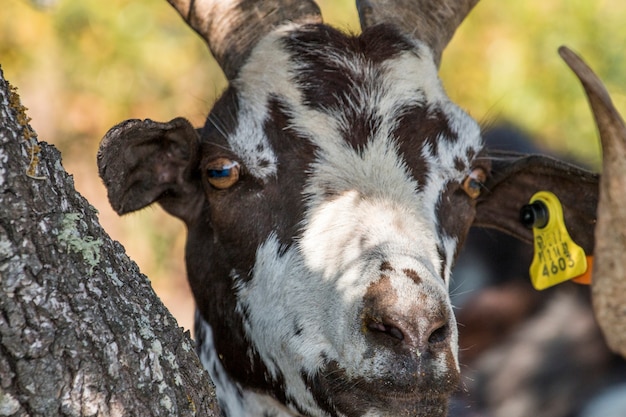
[[451, 126, 626, 417], [98, 1, 625, 416]]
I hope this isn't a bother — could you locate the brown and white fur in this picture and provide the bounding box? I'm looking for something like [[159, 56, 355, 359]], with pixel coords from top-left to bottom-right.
[[98, 1, 623, 416]]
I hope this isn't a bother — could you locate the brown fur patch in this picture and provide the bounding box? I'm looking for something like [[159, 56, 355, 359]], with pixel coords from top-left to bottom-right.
[[403, 268, 422, 285], [380, 261, 395, 272]]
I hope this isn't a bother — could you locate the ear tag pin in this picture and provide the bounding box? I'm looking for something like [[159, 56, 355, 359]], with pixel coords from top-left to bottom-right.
[[520, 191, 590, 290]]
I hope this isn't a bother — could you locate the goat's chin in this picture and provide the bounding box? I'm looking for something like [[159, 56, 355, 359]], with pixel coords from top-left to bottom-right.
[[307, 361, 459, 417]]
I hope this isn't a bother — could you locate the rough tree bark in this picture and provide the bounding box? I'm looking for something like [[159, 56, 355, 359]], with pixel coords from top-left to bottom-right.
[[0, 67, 220, 416]]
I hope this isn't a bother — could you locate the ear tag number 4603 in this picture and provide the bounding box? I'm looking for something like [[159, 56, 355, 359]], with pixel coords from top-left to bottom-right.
[[520, 191, 592, 290]]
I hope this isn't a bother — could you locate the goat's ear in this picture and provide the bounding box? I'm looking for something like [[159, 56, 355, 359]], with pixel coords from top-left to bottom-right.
[[473, 152, 599, 254], [97, 117, 203, 223]]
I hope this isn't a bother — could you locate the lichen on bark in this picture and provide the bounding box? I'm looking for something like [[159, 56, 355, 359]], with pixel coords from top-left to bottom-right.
[[0, 66, 219, 416]]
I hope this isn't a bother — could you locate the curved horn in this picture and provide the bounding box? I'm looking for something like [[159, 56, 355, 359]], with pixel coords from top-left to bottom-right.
[[356, 0, 480, 67], [166, 0, 322, 80], [559, 46, 626, 358]]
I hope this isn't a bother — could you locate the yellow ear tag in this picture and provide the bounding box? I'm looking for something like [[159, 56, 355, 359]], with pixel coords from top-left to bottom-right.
[[522, 191, 588, 290]]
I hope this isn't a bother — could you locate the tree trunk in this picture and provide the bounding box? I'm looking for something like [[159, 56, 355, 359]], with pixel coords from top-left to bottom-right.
[[0, 67, 220, 416]]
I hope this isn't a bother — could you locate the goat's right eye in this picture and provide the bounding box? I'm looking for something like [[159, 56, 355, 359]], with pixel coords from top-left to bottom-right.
[[462, 168, 487, 199], [206, 158, 240, 189]]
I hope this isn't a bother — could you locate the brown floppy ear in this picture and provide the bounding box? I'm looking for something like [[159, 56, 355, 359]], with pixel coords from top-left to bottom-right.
[[97, 117, 203, 223], [473, 152, 599, 254]]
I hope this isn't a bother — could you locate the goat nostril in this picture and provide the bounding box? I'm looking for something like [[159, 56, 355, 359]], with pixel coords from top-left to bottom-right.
[[367, 321, 404, 341], [427, 323, 449, 345]]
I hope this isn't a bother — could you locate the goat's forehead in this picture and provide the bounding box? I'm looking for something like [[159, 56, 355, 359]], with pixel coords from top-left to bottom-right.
[[219, 24, 483, 190]]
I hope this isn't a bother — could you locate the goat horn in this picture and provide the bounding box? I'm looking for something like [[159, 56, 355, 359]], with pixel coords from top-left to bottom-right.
[[356, 0, 480, 67], [166, 0, 322, 80], [559, 46, 626, 358]]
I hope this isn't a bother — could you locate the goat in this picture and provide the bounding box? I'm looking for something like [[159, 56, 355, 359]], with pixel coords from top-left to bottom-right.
[[97, 1, 624, 416]]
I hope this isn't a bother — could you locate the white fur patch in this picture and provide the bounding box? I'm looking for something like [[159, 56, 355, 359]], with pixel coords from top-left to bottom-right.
[[227, 24, 307, 181], [234, 235, 333, 416]]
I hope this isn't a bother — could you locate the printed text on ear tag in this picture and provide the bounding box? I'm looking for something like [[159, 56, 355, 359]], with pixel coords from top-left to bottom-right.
[[520, 191, 588, 290]]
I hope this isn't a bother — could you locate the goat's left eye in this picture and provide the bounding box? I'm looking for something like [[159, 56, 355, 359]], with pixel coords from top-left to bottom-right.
[[462, 168, 487, 199], [206, 158, 240, 189]]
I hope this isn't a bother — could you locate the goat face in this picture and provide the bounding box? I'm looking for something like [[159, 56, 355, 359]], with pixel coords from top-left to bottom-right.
[[204, 25, 479, 416], [99, 1, 605, 416]]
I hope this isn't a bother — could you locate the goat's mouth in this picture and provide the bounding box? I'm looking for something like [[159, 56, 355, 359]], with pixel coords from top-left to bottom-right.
[[306, 360, 460, 417]]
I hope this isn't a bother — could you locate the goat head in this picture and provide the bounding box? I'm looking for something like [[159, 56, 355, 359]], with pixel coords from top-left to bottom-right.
[[98, 1, 624, 416]]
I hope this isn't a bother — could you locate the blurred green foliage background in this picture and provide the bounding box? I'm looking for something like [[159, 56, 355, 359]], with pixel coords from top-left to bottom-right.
[[2, 0, 625, 331]]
